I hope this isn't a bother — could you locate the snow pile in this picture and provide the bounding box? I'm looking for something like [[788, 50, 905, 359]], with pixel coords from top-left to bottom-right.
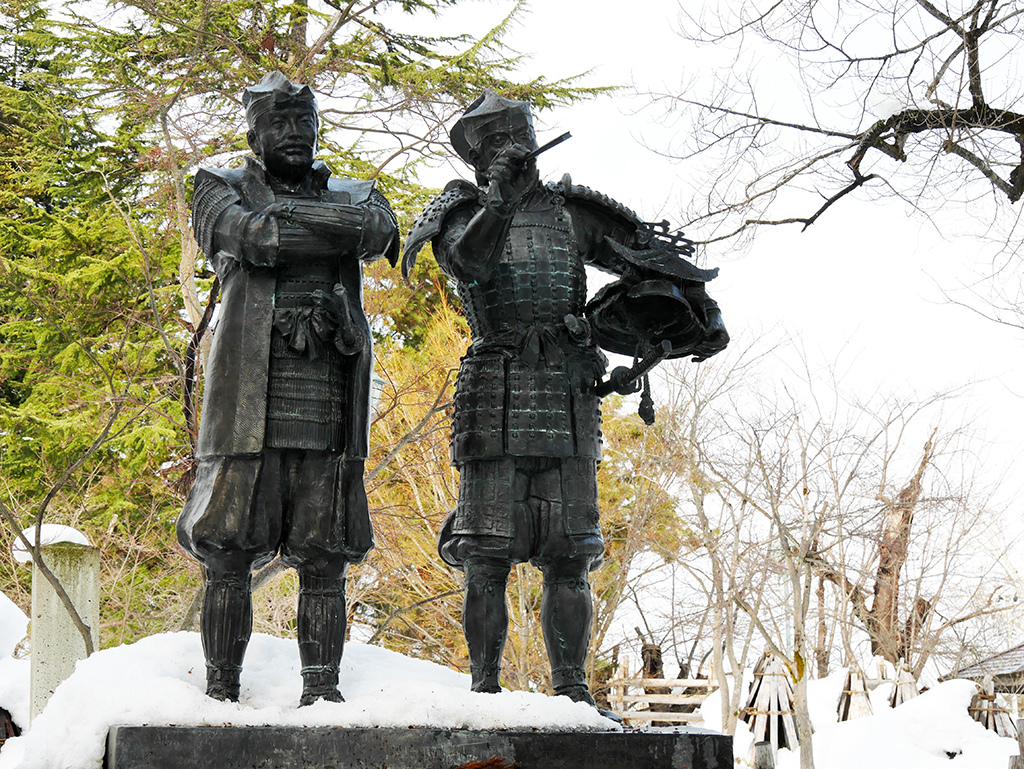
[[10, 525, 90, 564], [789, 679, 1017, 769], [700, 667, 1016, 768], [0, 593, 27, 659], [0, 621, 1018, 769], [0, 632, 614, 769], [0, 595, 30, 733]]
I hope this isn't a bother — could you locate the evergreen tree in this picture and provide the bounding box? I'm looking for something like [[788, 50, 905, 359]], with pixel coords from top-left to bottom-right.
[[0, 0, 190, 644], [0, 0, 607, 653]]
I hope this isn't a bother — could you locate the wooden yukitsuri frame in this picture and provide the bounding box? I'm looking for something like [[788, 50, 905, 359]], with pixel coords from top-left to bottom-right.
[[837, 667, 873, 721], [738, 652, 800, 751]]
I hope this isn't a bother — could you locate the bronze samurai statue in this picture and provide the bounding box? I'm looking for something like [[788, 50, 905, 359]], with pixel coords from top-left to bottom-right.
[[178, 72, 398, 705], [403, 91, 728, 710]]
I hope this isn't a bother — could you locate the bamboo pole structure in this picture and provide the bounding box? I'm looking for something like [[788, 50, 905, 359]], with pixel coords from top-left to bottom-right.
[[889, 661, 919, 708], [837, 667, 873, 721], [738, 652, 799, 752], [1007, 718, 1024, 769], [606, 677, 719, 725], [970, 676, 1016, 739]]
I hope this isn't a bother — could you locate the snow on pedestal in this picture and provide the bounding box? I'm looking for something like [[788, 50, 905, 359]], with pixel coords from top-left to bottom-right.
[[0, 632, 615, 769], [0, 634, 1018, 769], [11, 525, 90, 564]]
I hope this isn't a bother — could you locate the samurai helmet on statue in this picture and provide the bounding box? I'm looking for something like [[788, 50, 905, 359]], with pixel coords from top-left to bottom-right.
[[451, 89, 536, 168], [242, 71, 318, 130]]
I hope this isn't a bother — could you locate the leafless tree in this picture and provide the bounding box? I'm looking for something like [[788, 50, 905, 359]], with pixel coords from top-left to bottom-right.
[[806, 419, 1013, 677], [639, 342, 776, 734], [646, 0, 1024, 320], [626, 337, 1012, 766]]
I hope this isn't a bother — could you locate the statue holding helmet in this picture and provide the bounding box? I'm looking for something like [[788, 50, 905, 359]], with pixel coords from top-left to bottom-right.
[[403, 90, 728, 710]]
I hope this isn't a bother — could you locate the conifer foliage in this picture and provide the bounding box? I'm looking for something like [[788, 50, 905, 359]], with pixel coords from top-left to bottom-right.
[[0, 0, 645, 673]]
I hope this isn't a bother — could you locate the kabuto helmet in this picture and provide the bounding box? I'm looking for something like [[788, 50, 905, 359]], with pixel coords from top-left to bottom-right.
[[243, 71, 318, 129]]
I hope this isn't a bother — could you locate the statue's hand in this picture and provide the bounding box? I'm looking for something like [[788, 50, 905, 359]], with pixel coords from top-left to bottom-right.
[[261, 201, 296, 222], [484, 144, 533, 211]]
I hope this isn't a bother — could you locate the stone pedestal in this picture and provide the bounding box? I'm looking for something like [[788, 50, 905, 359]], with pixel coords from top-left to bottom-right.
[[30, 542, 100, 722], [105, 726, 732, 769]]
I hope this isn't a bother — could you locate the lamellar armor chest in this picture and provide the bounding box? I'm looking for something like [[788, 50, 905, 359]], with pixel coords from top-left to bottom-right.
[[450, 199, 603, 463], [459, 203, 585, 348]]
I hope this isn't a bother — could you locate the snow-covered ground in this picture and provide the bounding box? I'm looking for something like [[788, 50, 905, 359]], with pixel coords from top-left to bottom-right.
[[703, 669, 1018, 768], [0, 592, 29, 737], [0, 623, 612, 769], [0, 590, 1018, 769]]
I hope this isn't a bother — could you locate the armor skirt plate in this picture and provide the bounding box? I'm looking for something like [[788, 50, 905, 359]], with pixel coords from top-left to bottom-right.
[[451, 351, 603, 462], [439, 456, 604, 571]]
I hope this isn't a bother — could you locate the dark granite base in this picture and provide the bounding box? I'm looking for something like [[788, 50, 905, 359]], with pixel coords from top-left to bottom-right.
[[105, 725, 732, 769]]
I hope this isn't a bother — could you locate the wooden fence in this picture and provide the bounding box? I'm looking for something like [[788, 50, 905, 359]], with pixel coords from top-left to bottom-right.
[[1008, 718, 1024, 769], [606, 677, 718, 725]]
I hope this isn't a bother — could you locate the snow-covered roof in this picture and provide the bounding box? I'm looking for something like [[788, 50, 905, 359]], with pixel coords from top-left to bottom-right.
[[947, 643, 1024, 682]]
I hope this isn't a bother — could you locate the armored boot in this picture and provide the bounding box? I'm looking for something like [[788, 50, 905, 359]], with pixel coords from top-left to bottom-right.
[[463, 558, 511, 693], [297, 572, 347, 706], [541, 564, 595, 705], [201, 569, 253, 702]]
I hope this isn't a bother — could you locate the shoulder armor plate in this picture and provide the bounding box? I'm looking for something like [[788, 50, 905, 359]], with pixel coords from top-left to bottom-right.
[[401, 179, 480, 278], [192, 167, 243, 258], [198, 165, 248, 188], [552, 173, 644, 229]]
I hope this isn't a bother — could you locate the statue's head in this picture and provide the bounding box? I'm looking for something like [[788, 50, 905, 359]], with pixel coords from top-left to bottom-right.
[[244, 71, 319, 184], [452, 90, 538, 180]]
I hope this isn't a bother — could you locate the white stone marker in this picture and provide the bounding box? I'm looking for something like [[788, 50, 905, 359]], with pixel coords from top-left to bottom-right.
[[29, 542, 100, 723]]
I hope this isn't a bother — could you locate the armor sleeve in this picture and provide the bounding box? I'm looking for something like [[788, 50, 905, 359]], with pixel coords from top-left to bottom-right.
[[191, 169, 240, 259], [365, 187, 400, 267], [401, 180, 479, 277], [433, 206, 476, 277], [211, 206, 281, 268], [274, 187, 399, 264], [276, 201, 368, 255], [192, 168, 279, 270], [437, 204, 513, 284], [553, 176, 645, 275], [561, 179, 716, 282], [566, 200, 639, 275]]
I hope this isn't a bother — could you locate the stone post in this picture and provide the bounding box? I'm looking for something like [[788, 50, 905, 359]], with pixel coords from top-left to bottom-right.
[[29, 542, 100, 723], [753, 741, 777, 769]]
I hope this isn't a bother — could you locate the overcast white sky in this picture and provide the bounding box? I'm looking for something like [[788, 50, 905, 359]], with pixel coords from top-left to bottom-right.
[[389, 1, 1023, 507]]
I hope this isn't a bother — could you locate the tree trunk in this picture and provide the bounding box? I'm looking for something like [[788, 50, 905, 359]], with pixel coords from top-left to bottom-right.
[[287, 0, 308, 63], [869, 430, 936, 662], [815, 575, 828, 677], [792, 662, 815, 769]]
